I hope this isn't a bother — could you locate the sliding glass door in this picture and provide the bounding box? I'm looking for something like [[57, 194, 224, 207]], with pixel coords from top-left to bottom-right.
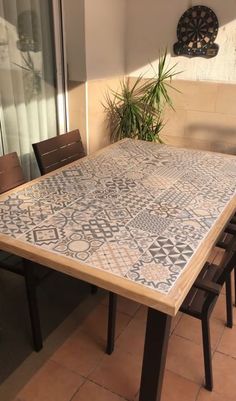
[[0, 0, 66, 178]]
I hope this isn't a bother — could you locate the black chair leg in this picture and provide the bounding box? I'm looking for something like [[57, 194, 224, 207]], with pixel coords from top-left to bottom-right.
[[90, 284, 98, 294], [106, 292, 117, 355], [225, 275, 233, 328], [234, 268, 236, 307], [24, 260, 43, 352], [201, 316, 213, 391]]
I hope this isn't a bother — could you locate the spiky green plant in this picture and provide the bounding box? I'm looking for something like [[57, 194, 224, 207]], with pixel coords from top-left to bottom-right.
[[104, 50, 180, 143]]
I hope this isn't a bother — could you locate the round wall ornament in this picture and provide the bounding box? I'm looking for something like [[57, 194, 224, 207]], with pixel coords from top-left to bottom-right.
[[173, 5, 219, 58]]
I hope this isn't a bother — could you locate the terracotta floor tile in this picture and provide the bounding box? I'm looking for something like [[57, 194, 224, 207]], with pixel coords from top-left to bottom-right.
[[89, 349, 142, 400], [212, 294, 236, 323], [102, 295, 140, 317], [170, 312, 183, 334], [51, 329, 105, 377], [166, 334, 204, 385], [135, 370, 200, 401], [174, 315, 224, 350], [116, 317, 145, 355], [162, 370, 200, 401], [51, 304, 131, 377], [217, 325, 236, 357], [197, 388, 235, 401], [72, 380, 126, 401], [79, 303, 131, 343], [134, 305, 147, 321], [212, 352, 236, 400], [17, 360, 84, 401]]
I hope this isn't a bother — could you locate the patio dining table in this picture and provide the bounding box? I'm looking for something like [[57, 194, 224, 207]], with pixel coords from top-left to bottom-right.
[[0, 138, 236, 401]]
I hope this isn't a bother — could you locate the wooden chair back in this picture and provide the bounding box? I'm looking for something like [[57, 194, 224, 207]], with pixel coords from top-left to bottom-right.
[[0, 152, 26, 194], [216, 248, 236, 286], [32, 129, 85, 175]]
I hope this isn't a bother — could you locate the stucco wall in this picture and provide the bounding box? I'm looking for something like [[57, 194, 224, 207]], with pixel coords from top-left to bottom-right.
[[64, 0, 126, 153], [85, 0, 126, 80], [126, 0, 236, 82], [63, 0, 126, 82], [161, 80, 236, 154]]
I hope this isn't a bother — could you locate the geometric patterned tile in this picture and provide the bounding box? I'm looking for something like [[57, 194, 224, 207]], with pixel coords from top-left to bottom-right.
[[126, 259, 180, 293], [87, 240, 142, 276], [142, 236, 194, 268], [52, 232, 104, 262], [126, 236, 195, 293], [127, 212, 172, 236], [20, 224, 66, 246], [112, 190, 154, 217]]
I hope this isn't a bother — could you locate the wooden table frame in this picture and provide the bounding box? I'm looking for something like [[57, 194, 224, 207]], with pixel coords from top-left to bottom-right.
[[0, 139, 236, 401]]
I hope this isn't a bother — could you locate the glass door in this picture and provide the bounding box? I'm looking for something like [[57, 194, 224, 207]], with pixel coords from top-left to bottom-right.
[[0, 0, 66, 178]]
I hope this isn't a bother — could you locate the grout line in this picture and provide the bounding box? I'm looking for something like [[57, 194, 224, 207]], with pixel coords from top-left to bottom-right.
[[195, 385, 202, 401], [69, 377, 86, 401], [215, 349, 236, 361], [87, 376, 130, 401]]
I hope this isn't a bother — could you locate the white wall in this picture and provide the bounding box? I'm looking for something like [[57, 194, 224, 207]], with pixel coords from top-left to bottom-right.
[[64, 0, 127, 81], [84, 0, 126, 80], [126, 0, 236, 82]]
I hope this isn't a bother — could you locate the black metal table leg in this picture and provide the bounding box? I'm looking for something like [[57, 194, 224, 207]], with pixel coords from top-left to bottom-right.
[[106, 292, 117, 355], [90, 284, 98, 294], [234, 268, 236, 307], [24, 259, 43, 352], [139, 308, 172, 401]]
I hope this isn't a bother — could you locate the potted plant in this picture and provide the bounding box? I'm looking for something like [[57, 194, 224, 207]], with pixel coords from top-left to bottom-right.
[[104, 50, 180, 143]]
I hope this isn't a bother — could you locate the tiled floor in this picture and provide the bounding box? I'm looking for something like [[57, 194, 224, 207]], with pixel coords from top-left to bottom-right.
[[5, 250, 236, 401]]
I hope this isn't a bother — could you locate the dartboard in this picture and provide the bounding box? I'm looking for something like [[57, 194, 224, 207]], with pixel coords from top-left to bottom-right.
[[173, 5, 219, 58]]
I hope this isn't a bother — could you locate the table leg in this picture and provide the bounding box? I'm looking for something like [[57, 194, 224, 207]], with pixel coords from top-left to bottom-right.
[[106, 292, 117, 355], [139, 308, 172, 401]]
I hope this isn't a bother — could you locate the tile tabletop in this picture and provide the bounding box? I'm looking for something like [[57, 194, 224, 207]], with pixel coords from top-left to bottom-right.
[[0, 139, 236, 311]]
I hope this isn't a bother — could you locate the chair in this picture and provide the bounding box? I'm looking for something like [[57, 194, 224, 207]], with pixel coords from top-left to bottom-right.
[[32, 129, 85, 175], [0, 152, 46, 351], [0, 152, 26, 193], [180, 216, 236, 391], [216, 214, 236, 308], [179, 249, 236, 390]]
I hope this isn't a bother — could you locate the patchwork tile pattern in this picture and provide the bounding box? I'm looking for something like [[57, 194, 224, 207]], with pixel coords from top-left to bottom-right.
[[0, 139, 236, 294]]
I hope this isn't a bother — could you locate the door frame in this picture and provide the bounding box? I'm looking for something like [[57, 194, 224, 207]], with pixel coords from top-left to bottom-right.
[[52, 0, 68, 134]]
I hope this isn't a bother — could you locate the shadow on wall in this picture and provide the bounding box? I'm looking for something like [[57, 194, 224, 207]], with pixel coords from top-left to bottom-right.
[[125, 0, 236, 77], [185, 123, 236, 154]]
